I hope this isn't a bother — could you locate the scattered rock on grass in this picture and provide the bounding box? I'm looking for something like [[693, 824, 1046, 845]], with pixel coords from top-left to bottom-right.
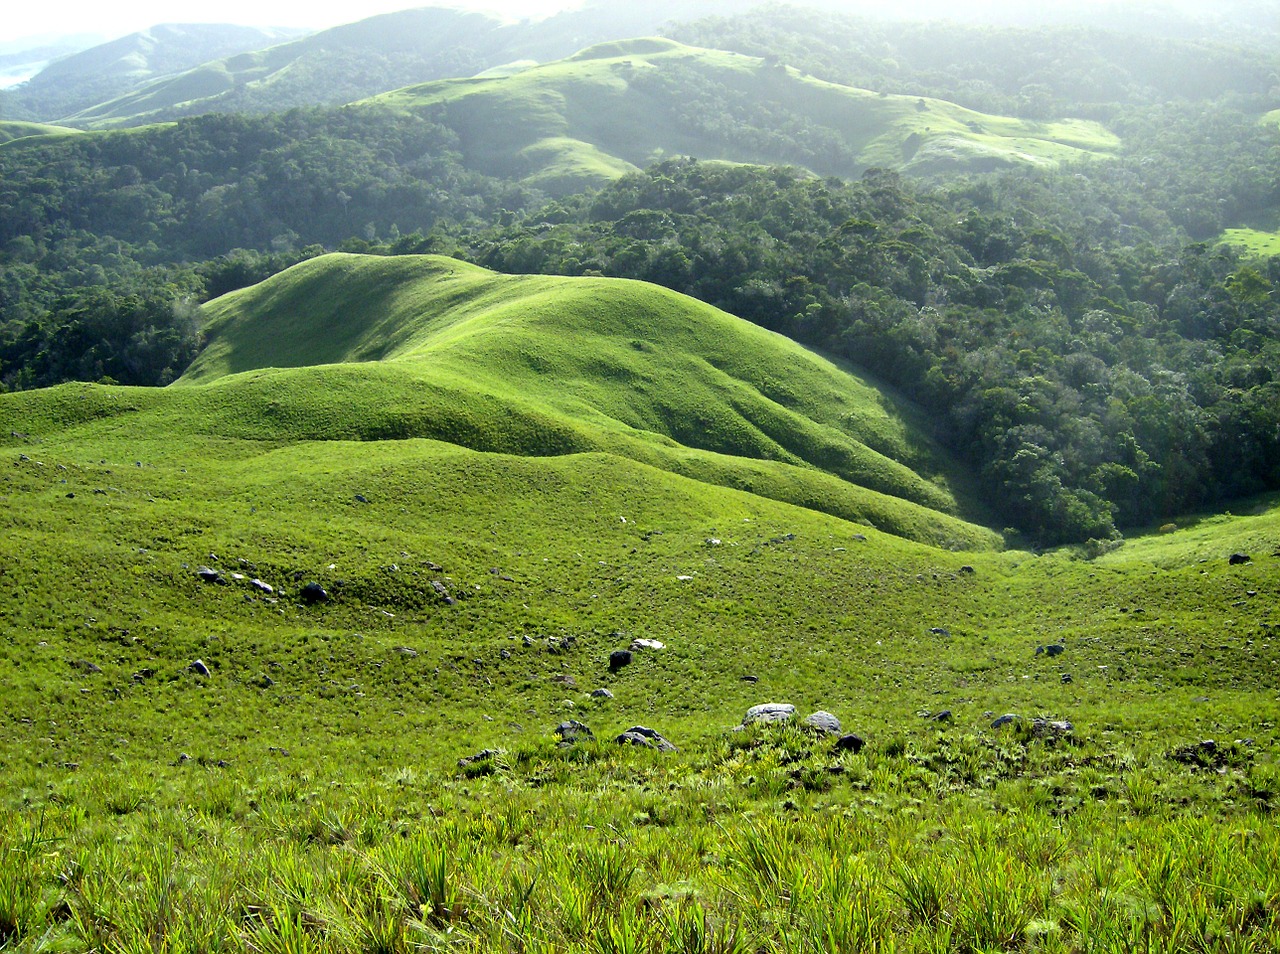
[[250, 579, 274, 595], [630, 638, 664, 651], [299, 582, 328, 605], [1033, 718, 1073, 738], [592, 688, 614, 699], [458, 749, 502, 769], [1228, 553, 1252, 566], [554, 720, 593, 744], [992, 713, 1019, 729], [930, 710, 953, 723], [609, 649, 632, 671], [743, 703, 796, 726], [190, 659, 210, 677], [802, 711, 842, 736], [430, 580, 456, 605], [69, 659, 102, 674], [832, 733, 865, 754], [615, 726, 677, 752], [196, 566, 221, 583]]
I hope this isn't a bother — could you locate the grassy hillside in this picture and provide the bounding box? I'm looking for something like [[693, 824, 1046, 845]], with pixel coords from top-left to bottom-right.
[[0, 121, 80, 145], [1221, 226, 1280, 257], [369, 38, 1120, 192], [2, 363, 1278, 950], [177, 252, 991, 548]]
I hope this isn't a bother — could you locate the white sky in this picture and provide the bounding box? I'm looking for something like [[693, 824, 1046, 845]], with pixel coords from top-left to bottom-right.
[[1, 1, 583, 45]]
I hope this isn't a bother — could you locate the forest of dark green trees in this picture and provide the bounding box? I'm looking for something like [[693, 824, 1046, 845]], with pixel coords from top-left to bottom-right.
[[2, 8, 1279, 545]]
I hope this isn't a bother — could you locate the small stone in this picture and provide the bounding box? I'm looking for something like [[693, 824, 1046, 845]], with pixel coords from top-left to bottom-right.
[[803, 711, 842, 736], [609, 649, 633, 671], [630, 638, 664, 651], [393, 646, 419, 657], [430, 580, 456, 605], [177, 753, 191, 763], [832, 733, 865, 754], [355, 494, 369, 503], [743, 703, 796, 725], [741, 674, 759, 683], [190, 659, 211, 677], [1228, 553, 1252, 565], [70, 660, 102, 674], [930, 709, 953, 723], [992, 714, 1019, 729], [523, 635, 535, 647], [250, 579, 274, 595], [551, 674, 577, 689], [299, 582, 328, 605], [132, 668, 155, 682], [458, 748, 501, 769], [196, 566, 221, 583], [1032, 718, 1074, 738], [1045, 643, 1065, 657], [591, 688, 614, 699], [929, 627, 951, 637], [959, 565, 976, 575], [500, 649, 511, 660], [1061, 673, 1073, 684]]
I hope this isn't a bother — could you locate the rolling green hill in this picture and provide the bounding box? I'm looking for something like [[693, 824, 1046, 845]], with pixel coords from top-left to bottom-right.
[[368, 38, 1120, 192], [0, 120, 80, 144], [175, 252, 993, 548]]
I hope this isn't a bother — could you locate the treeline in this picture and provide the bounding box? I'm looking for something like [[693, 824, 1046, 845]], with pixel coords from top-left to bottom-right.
[[429, 160, 1280, 545], [0, 107, 538, 387]]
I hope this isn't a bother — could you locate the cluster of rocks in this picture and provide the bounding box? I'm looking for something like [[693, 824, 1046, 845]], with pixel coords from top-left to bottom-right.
[[739, 703, 865, 754], [553, 719, 679, 752]]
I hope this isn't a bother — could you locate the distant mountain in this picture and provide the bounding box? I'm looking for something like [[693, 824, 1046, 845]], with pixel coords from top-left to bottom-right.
[[368, 38, 1119, 193], [54, 1, 759, 128], [8, 23, 305, 122]]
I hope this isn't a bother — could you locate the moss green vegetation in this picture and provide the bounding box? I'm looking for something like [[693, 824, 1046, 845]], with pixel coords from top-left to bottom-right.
[[178, 252, 992, 548], [369, 39, 1119, 192], [2, 252, 1278, 951]]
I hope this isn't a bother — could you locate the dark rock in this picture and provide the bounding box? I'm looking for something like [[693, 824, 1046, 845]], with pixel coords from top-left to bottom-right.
[[959, 565, 976, 575], [190, 659, 211, 677], [177, 753, 191, 764], [523, 635, 535, 647], [554, 720, 593, 743], [930, 709, 953, 723], [1045, 643, 1065, 657], [70, 659, 102, 674], [132, 668, 156, 682], [458, 748, 501, 769], [609, 649, 632, 671], [832, 733, 865, 754], [768, 533, 796, 544], [615, 726, 677, 752], [196, 566, 221, 583], [743, 703, 796, 725], [1228, 553, 1252, 565], [992, 714, 1019, 729], [592, 688, 614, 699], [299, 582, 328, 605], [354, 494, 369, 504], [929, 627, 951, 637], [852, 533, 867, 542], [500, 649, 512, 660], [1061, 673, 1073, 684], [430, 580, 456, 605], [740, 674, 759, 683], [803, 711, 842, 736]]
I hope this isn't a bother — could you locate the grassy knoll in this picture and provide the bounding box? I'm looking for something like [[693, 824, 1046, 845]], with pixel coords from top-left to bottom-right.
[[0, 258, 1277, 951], [1221, 227, 1280, 258], [368, 38, 1120, 192], [0, 121, 81, 146]]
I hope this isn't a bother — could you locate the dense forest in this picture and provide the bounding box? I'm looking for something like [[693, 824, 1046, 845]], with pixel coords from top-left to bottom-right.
[[2, 8, 1279, 544]]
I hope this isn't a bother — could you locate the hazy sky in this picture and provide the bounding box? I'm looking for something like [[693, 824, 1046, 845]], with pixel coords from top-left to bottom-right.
[[1, 0, 584, 45]]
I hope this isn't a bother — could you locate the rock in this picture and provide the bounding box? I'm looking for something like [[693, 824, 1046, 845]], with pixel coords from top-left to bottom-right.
[[393, 646, 418, 657], [457, 748, 501, 769], [551, 674, 577, 689], [190, 659, 211, 677], [1045, 643, 1065, 657], [1032, 718, 1073, 738], [930, 709, 953, 723], [609, 649, 633, 671], [430, 580, 456, 605], [250, 579, 274, 595], [929, 627, 951, 637], [132, 668, 155, 682], [70, 659, 102, 674], [523, 635, 535, 647], [196, 566, 221, 583], [500, 649, 511, 660], [591, 688, 614, 699], [299, 582, 328, 605], [991, 713, 1019, 729], [740, 674, 759, 683], [743, 703, 796, 725], [959, 565, 976, 575], [852, 534, 867, 542], [1228, 553, 1252, 565], [1061, 673, 1073, 684], [802, 711, 842, 736], [554, 720, 593, 743], [832, 733, 865, 754], [615, 726, 677, 752], [354, 494, 369, 504], [630, 638, 665, 651]]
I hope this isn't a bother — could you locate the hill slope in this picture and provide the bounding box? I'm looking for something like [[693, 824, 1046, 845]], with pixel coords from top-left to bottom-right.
[[8, 24, 302, 122], [368, 38, 1119, 192], [174, 252, 993, 547], [55, 2, 756, 128]]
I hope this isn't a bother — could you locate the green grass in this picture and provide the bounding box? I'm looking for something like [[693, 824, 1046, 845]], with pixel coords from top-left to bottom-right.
[[2, 255, 1277, 952], [0, 121, 81, 146], [1220, 227, 1280, 258], [175, 252, 992, 547], [368, 38, 1119, 191]]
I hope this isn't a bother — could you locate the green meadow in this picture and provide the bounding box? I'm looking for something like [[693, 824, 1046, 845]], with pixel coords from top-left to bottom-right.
[[1, 256, 1277, 952]]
